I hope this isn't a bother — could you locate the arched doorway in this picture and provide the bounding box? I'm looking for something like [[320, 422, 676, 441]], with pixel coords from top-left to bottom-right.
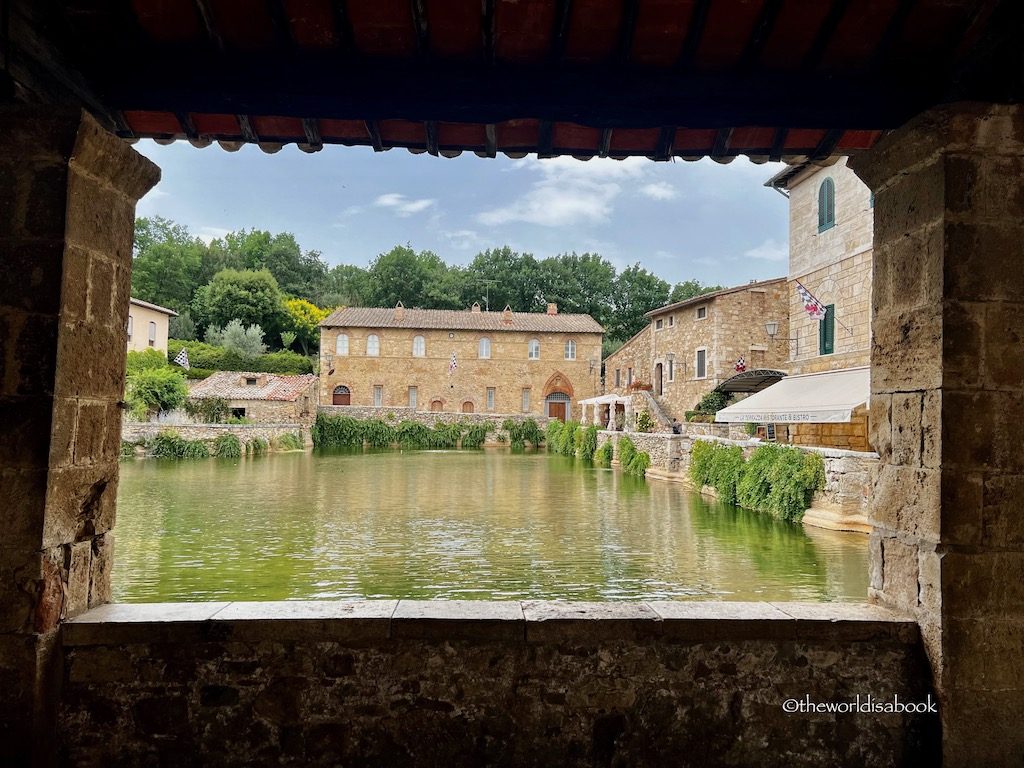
[[332, 385, 351, 406], [430, 399, 444, 412], [654, 363, 663, 396], [461, 400, 475, 413], [545, 391, 570, 421]]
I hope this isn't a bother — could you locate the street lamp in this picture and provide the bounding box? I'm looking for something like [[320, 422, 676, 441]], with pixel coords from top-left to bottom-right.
[[323, 353, 335, 376], [764, 321, 797, 355]]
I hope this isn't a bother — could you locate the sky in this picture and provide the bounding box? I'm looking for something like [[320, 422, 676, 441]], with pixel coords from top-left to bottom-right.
[[135, 141, 790, 287]]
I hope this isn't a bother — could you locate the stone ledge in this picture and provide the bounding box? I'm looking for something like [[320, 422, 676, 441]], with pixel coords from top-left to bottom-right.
[[63, 600, 918, 647]]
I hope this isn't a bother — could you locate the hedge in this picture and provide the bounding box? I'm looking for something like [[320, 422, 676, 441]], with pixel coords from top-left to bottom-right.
[[167, 339, 314, 375]]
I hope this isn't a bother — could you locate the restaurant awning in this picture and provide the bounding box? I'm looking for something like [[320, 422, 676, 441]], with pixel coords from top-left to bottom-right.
[[714, 367, 869, 424]]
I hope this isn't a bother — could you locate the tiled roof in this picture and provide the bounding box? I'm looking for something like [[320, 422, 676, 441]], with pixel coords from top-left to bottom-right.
[[130, 297, 178, 316], [188, 372, 317, 402], [321, 307, 603, 334], [645, 277, 787, 318]]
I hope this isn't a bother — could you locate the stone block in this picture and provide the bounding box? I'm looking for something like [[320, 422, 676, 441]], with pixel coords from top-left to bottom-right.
[[523, 601, 659, 643], [871, 155, 945, 244], [63, 600, 229, 646], [939, 470, 983, 546], [868, 531, 884, 591], [946, 154, 1024, 222], [880, 538, 919, 610], [871, 307, 943, 394], [53, 324, 125, 401], [982, 302, 1024, 390], [12, 313, 59, 398], [867, 393, 892, 461], [648, 601, 793, 640], [945, 221, 1024, 303], [86, 255, 116, 326], [944, 390, 1024, 474], [72, 402, 108, 467], [921, 390, 941, 469], [392, 600, 524, 642], [68, 111, 161, 201], [870, 464, 940, 542], [48, 398, 77, 469], [917, 546, 941, 614], [64, 171, 134, 264], [944, 618, 1024, 690], [0, 469, 47, 551], [940, 551, 1024, 619], [0, 549, 42, 633], [0, 241, 65, 315], [981, 473, 1024, 547], [212, 600, 396, 643], [890, 392, 923, 468], [941, 301, 985, 390], [941, 687, 1024, 767], [88, 532, 114, 608], [0, 397, 55, 469], [42, 463, 118, 548], [65, 540, 92, 618], [24, 165, 70, 238]]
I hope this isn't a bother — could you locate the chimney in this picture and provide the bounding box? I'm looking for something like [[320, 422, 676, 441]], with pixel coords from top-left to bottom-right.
[[546, 303, 558, 315], [394, 300, 405, 321], [471, 302, 481, 313], [502, 304, 513, 324]]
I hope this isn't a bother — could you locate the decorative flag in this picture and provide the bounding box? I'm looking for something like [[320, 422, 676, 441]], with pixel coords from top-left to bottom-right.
[[448, 351, 458, 375], [735, 356, 746, 372], [795, 280, 827, 321], [172, 348, 190, 370]]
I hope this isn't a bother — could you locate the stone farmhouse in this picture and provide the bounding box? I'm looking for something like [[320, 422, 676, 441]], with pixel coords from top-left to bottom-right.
[[716, 158, 873, 451], [603, 279, 789, 421], [319, 303, 603, 420], [188, 372, 317, 424], [126, 297, 176, 354]]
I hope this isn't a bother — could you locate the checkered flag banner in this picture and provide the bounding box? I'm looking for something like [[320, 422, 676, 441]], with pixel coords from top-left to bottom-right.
[[448, 351, 458, 375], [735, 356, 746, 372], [795, 280, 827, 321], [172, 348, 190, 370]]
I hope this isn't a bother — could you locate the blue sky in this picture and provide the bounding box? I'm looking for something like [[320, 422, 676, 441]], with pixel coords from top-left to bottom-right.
[[135, 141, 789, 286]]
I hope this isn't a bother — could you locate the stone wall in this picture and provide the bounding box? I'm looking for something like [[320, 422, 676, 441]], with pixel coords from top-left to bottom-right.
[[121, 422, 309, 450], [317, 406, 550, 446], [790, 404, 872, 452], [58, 601, 936, 768]]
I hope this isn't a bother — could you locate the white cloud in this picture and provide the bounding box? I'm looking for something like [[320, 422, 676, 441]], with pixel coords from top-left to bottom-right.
[[743, 238, 788, 262], [442, 229, 485, 250], [374, 193, 436, 217], [640, 182, 679, 201], [196, 226, 232, 245], [477, 157, 648, 227]]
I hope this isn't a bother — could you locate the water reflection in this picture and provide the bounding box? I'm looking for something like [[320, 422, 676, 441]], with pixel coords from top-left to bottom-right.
[[113, 449, 868, 602]]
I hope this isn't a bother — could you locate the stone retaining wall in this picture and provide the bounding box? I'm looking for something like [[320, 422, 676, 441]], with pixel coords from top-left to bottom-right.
[[121, 422, 309, 449], [59, 601, 935, 768], [317, 406, 550, 446]]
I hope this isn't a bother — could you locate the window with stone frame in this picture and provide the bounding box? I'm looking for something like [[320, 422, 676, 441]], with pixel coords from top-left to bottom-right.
[[521, 388, 530, 412], [479, 337, 491, 359], [148, 321, 156, 347], [412, 335, 426, 357], [373, 384, 383, 406], [408, 386, 417, 408], [528, 338, 540, 359], [486, 387, 496, 411], [336, 333, 349, 355], [366, 334, 380, 356], [695, 348, 707, 379], [564, 339, 576, 360]]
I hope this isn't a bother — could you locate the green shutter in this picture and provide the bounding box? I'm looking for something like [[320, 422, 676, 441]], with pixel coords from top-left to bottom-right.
[[819, 304, 835, 355]]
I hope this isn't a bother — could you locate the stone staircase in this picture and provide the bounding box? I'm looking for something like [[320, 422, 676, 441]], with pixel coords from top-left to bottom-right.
[[634, 389, 674, 431]]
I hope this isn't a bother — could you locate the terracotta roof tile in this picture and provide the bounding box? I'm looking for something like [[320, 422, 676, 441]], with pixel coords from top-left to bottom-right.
[[188, 372, 317, 402], [321, 307, 604, 334]]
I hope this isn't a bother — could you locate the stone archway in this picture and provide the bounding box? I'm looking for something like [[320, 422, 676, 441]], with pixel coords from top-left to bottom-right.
[[542, 371, 574, 399], [429, 399, 444, 412], [332, 385, 351, 406], [461, 400, 475, 413]]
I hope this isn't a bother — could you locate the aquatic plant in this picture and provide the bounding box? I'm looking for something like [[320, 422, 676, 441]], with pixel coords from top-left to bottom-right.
[[150, 430, 210, 460], [460, 422, 494, 449], [578, 425, 599, 461], [594, 439, 614, 466], [275, 432, 305, 451], [248, 437, 268, 456], [212, 433, 242, 458]]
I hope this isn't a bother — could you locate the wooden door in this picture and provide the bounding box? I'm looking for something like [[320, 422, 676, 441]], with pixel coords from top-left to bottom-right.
[[548, 402, 566, 422], [655, 363, 663, 396], [461, 401, 475, 413], [430, 400, 443, 412], [332, 387, 351, 405]]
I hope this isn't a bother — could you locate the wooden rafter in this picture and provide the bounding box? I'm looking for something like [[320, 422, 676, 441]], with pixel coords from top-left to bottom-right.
[[425, 120, 439, 155], [331, 0, 354, 54], [192, 0, 224, 50], [677, 0, 712, 69], [411, 0, 429, 58], [550, 0, 572, 64], [617, 0, 639, 63], [810, 128, 844, 160], [598, 127, 613, 157], [365, 119, 384, 151], [768, 127, 788, 162], [484, 123, 497, 158], [266, 0, 294, 50], [237, 114, 258, 142], [538, 119, 553, 157], [302, 117, 322, 150], [175, 110, 198, 140], [710, 127, 733, 159], [802, 0, 852, 70], [740, 0, 784, 70], [655, 126, 675, 160], [482, 0, 495, 65]]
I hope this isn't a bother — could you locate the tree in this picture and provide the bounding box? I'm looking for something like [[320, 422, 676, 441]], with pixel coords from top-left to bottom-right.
[[365, 246, 450, 307], [670, 279, 724, 303], [323, 263, 371, 307], [283, 298, 329, 355], [126, 367, 188, 419], [535, 252, 616, 328], [131, 217, 208, 311], [192, 268, 286, 342], [169, 309, 197, 341], [609, 264, 671, 342], [464, 248, 542, 311], [205, 319, 267, 360]]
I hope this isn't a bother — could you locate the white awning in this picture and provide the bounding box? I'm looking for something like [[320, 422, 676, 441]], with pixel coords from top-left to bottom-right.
[[714, 367, 870, 424]]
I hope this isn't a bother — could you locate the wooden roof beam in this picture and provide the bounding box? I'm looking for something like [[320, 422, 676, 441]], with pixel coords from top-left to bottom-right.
[[365, 119, 384, 151], [598, 127, 613, 158], [617, 0, 640, 63], [655, 126, 675, 160], [740, 0, 784, 70], [768, 127, 788, 162], [267, 0, 294, 50], [538, 120, 554, 158], [710, 127, 733, 160], [237, 114, 258, 143], [809, 128, 844, 160], [331, 0, 354, 55], [550, 0, 573, 64], [482, 0, 495, 65], [425, 120, 439, 156], [302, 117, 323, 151], [411, 0, 429, 58], [192, 0, 224, 50], [802, 0, 852, 71], [677, 0, 712, 70], [485, 123, 497, 158]]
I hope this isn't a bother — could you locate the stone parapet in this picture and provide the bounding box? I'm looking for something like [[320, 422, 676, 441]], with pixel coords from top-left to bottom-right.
[[316, 406, 551, 446], [59, 600, 933, 767], [121, 422, 309, 450]]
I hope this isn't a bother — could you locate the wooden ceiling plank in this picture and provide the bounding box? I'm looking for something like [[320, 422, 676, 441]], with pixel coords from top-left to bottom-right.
[[411, 0, 429, 58], [617, 0, 640, 63], [598, 127, 613, 157], [302, 117, 323, 149], [740, 0, 785, 70], [768, 127, 788, 162], [810, 127, 844, 160], [192, 0, 224, 50], [550, 0, 573, 64], [655, 125, 674, 160], [677, 0, 712, 69], [802, 0, 852, 71]]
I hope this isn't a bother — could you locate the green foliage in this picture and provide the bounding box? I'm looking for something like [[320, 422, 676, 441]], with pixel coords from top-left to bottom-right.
[[607, 263, 670, 342], [765, 448, 826, 523], [247, 437, 268, 456], [280, 330, 297, 350], [502, 418, 543, 449], [594, 440, 614, 466], [168, 310, 197, 341], [545, 420, 564, 450], [150, 430, 210, 459], [668, 279, 723, 303], [618, 435, 637, 468], [283, 298, 329, 355], [312, 414, 493, 450], [184, 397, 230, 424], [685, 411, 715, 423], [184, 367, 214, 380], [126, 367, 188, 419], [460, 422, 494, 449], [126, 348, 168, 375], [578, 425, 599, 461], [167, 340, 314, 375], [689, 440, 717, 486], [192, 268, 285, 340], [212, 433, 242, 458], [695, 389, 731, 415], [312, 414, 365, 447], [275, 432, 305, 451], [119, 440, 136, 460], [745, 422, 759, 436], [707, 445, 745, 505], [635, 410, 656, 432], [616, 436, 650, 477], [557, 420, 580, 456], [205, 319, 267, 359]]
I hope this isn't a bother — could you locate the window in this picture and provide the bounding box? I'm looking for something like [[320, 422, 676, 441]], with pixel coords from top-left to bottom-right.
[[336, 334, 349, 355], [230, 407, 246, 419], [668, 359, 674, 382], [408, 386, 417, 409], [245, 376, 257, 386], [478, 337, 491, 359], [366, 334, 380, 356], [819, 304, 836, 355], [818, 177, 836, 232], [696, 306, 707, 320], [521, 388, 530, 413], [373, 385, 383, 407], [528, 339, 540, 359], [627, 368, 633, 386], [695, 349, 707, 379], [486, 387, 495, 411], [615, 369, 621, 387], [655, 318, 664, 330], [564, 339, 576, 360], [148, 321, 156, 347], [127, 315, 133, 341], [412, 335, 425, 357], [668, 316, 674, 327]]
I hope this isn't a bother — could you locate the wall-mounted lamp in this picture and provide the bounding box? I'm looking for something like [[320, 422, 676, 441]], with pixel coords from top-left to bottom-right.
[[323, 353, 335, 376], [764, 321, 798, 356], [589, 358, 599, 375]]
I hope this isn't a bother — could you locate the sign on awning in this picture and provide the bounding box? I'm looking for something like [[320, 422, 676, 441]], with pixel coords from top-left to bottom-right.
[[714, 367, 869, 424]]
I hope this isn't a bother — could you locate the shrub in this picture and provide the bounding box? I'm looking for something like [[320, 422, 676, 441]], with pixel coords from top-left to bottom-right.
[[126, 348, 168, 375], [695, 389, 730, 415], [707, 444, 745, 505], [184, 367, 215, 380], [119, 440, 136, 460], [150, 430, 209, 459], [205, 319, 268, 360], [736, 444, 779, 512], [689, 440, 716, 486], [256, 350, 314, 374], [168, 309, 197, 341], [545, 420, 564, 450], [578, 425, 599, 461], [275, 432, 305, 451], [765, 448, 825, 522], [625, 450, 651, 477], [167, 340, 313, 375], [184, 397, 231, 424], [460, 422, 494, 449], [248, 437, 268, 456], [558, 420, 580, 456], [312, 414, 365, 447], [618, 435, 637, 468], [126, 367, 188, 419], [594, 440, 614, 466], [635, 410, 656, 432], [212, 433, 242, 458]]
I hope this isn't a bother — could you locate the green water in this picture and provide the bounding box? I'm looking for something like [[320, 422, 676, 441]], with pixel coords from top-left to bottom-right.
[[113, 449, 869, 602]]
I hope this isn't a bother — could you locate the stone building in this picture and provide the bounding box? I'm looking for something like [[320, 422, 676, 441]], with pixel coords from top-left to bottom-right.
[[717, 159, 873, 451], [319, 304, 603, 420], [188, 372, 317, 423], [603, 279, 789, 421], [126, 297, 176, 354]]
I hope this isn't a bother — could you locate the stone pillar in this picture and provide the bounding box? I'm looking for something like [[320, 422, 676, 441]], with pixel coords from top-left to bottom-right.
[[607, 404, 615, 431], [624, 401, 634, 433], [849, 103, 1024, 766], [0, 108, 159, 764]]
